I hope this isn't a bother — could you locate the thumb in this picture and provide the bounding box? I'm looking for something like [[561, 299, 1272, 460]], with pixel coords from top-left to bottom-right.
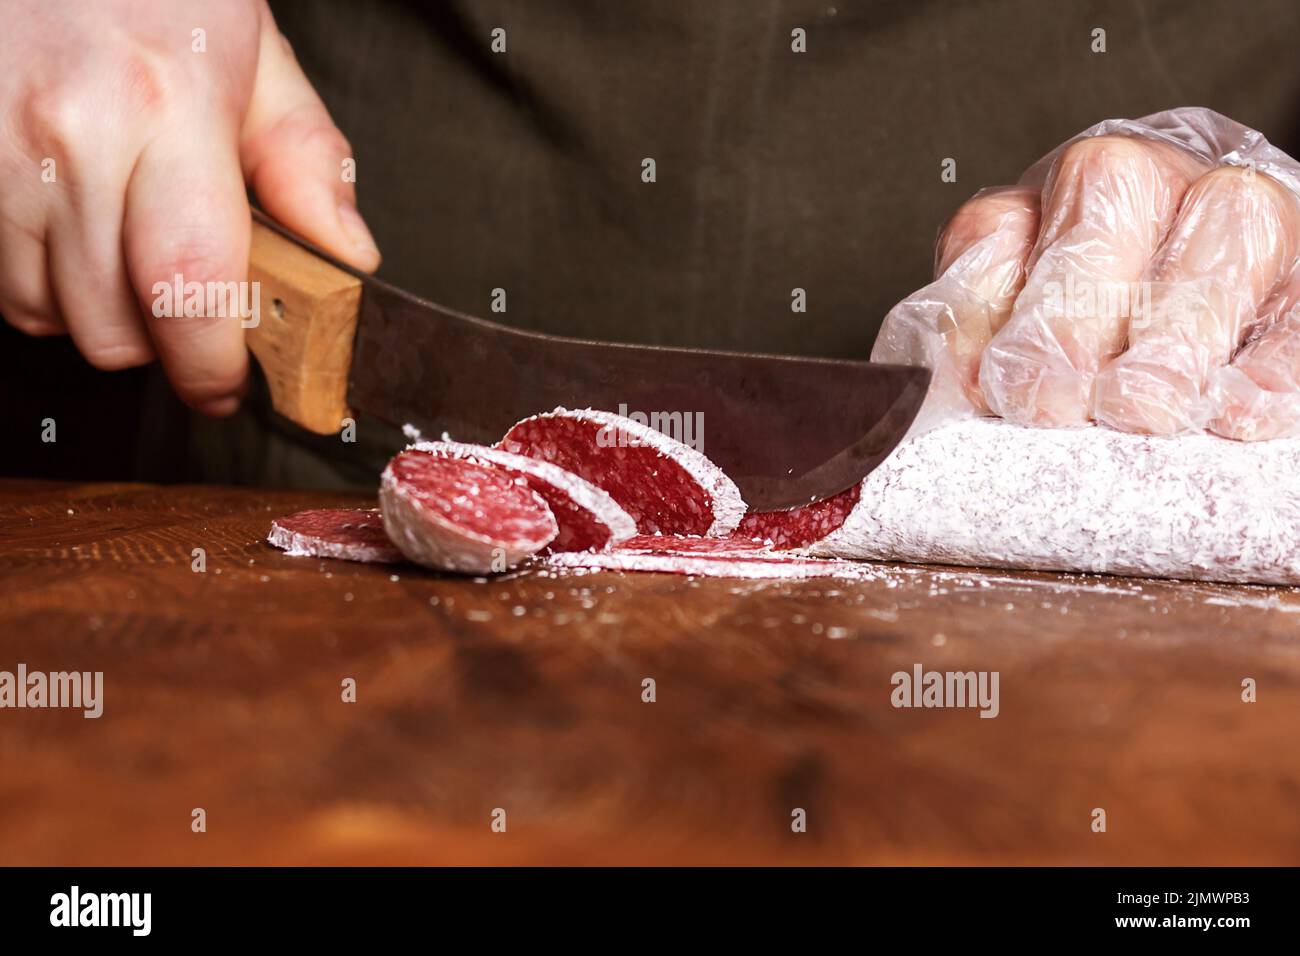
[[239, 5, 381, 271]]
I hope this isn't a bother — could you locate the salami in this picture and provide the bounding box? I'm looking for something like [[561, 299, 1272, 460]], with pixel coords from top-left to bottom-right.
[[380, 450, 558, 573], [546, 548, 873, 580], [408, 440, 636, 552], [810, 417, 1300, 585], [546, 529, 875, 579], [733, 483, 861, 550], [616, 533, 770, 554], [497, 407, 746, 537], [267, 508, 403, 564]]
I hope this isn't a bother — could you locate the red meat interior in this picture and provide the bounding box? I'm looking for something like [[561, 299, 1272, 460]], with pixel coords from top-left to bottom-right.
[[390, 451, 552, 543], [499, 416, 716, 535], [277, 508, 391, 549], [733, 482, 860, 549]]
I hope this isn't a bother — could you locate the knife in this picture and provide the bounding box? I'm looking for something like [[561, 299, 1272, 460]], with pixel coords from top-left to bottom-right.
[[245, 211, 930, 511]]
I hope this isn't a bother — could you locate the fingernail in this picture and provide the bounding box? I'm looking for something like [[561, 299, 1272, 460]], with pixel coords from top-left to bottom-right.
[[198, 395, 241, 418], [338, 201, 382, 270]]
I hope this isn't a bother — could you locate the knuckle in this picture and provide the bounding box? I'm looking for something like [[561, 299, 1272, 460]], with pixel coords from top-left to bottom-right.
[[944, 195, 994, 238], [115, 51, 175, 116], [1193, 163, 1294, 208], [138, 238, 239, 288], [1198, 164, 1259, 187], [17, 52, 174, 159], [300, 119, 352, 160], [272, 104, 352, 158], [1193, 164, 1265, 202], [1056, 133, 1156, 178], [946, 187, 1037, 238], [1180, 166, 1298, 269], [20, 85, 91, 160], [938, 187, 1039, 274]]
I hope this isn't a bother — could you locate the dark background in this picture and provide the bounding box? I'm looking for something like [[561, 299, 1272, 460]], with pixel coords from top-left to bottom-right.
[[5, 0, 1300, 484]]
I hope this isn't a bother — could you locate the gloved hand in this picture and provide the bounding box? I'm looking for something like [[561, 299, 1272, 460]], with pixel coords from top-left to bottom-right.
[[0, 0, 380, 416], [873, 107, 1300, 440]]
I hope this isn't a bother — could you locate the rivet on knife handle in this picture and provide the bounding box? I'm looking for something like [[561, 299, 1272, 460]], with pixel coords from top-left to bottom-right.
[[245, 218, 363, 434]]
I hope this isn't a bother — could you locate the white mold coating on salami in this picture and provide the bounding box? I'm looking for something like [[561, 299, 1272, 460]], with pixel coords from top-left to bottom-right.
[[498, 407, 746, 538], [380, 451, 558, 573], [809, 417, 1300, 585], [267, 508, 403, 564], [408, 440, 636, 552]]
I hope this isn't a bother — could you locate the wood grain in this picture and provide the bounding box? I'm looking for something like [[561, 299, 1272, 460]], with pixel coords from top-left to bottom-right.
[[0, 477, 1298, 865], [245, 220, 362, 435]]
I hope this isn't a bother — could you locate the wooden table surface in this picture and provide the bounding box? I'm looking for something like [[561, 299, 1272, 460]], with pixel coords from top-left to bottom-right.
[[1, 477, 1297, 865]]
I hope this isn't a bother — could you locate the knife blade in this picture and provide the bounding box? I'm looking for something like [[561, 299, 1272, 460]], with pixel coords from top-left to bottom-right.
[[246, 211, 929, 510]]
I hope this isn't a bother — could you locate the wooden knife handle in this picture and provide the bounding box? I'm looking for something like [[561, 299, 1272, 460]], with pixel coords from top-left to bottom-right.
[[246, 219, 364, 434]]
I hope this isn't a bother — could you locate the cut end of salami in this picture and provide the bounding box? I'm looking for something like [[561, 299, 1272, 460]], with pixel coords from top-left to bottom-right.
[[267, 508, 404, 564], [498, 407, 746, 537], [408, 440, 636, 552], [380, 450, 558, 574], [734, 482, 861, 550]]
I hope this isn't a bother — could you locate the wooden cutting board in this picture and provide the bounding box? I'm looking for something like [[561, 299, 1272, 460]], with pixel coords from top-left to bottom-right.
[[1, 477, 1297, 865]]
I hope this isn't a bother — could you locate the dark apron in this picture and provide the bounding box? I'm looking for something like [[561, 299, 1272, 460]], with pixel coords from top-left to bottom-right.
[[9, 1, 1300, 487]]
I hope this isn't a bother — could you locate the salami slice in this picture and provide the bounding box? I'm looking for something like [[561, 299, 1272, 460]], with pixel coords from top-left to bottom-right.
[[267, 508, 404, 564], [546, 548, 874, 580], [380, 450, 558, 573], [408, 440, 636, 552], [546, 529, 873, 578], [614, 533, 770, 554], [732, 482, 861, 550], [497, 407, 746, 537]]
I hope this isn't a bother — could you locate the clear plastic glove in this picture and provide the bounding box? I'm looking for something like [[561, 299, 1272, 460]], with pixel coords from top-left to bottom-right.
[[873, 107, 1300, 440]]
